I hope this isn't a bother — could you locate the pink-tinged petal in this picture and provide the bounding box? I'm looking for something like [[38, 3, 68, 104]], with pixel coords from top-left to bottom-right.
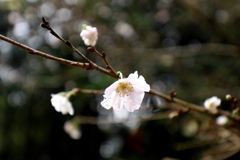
[[86, 26, 96, 32], [138, 76, 150, 92], [101, 98, 112, 109], [80, 25, 98, 46], [130, 92, 145, 110], [112, 95, 123, 112], [101, 91, 117, 109], [103, 81, 119, 97], [51, 94, 74, 115], [124, 98, 136, 112], [128, 71, 138, 79], [138, 83, 150, 92], [80, 31, 86, 37], [132, 76, 150, 91], [128, 72, 150, 92]]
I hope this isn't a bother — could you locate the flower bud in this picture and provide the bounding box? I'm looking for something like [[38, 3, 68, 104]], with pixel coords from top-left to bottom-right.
[[226, 94, 232, 100], [80, 25, 98, 46]]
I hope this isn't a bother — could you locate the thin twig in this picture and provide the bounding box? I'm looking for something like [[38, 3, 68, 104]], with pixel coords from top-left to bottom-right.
[[0, 34, 118, 78], [41, 17, 88, 60], [40, 17, 119, 78], [0, 34, 88, 68], [149, 89, 240, 121], [76, 111, 172, 125], [42, 17, 118, 77], [1, 18, 239, 122], [87, 46, 117, 75], [76, 87, 240, 121], [77, 88, 104, 95], [91, 47, 117, 75]]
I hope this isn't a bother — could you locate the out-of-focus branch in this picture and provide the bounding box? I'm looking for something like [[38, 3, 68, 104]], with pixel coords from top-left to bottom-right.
[[76, 111, 173, 125], [77, 88, 104, 95], [149, 89, 240, 121], [77, 87, 240, 121]]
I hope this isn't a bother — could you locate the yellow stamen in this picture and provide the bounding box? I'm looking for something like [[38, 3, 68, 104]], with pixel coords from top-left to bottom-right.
[[115, 82, 134, 97]]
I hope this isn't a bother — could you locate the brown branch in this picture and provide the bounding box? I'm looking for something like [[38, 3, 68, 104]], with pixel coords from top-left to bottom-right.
[[76, 88, 104, 95], [40, 17, 119, 78], [0, 34, 88, 68], [0, 34, 118, 78], [88, 46, 117, 75], [76, 87, 240, 121], [149, 89, 240, 121], [1, 17, 239, 122]]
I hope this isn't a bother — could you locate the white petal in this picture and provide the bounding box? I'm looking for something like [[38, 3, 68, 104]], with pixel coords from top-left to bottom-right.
[[80, 25, 98, 46], [137, 76, 150, 91], [51, 94, 74, 115], [101, 97, 112, 109], [103, 81, 119, 97], [128, 71, 138, 79], [203, 96, 221, 111], [112, 95, 123, 112], [216, 115, 228, 125], [130, 92, 144, 110]]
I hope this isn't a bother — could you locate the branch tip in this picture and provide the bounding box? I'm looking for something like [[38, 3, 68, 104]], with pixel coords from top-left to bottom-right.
[[42, 17, 49, 25]]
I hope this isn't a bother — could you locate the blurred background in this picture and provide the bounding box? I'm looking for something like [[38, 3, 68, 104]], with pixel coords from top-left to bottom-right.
[[1, 0, 240, 159]]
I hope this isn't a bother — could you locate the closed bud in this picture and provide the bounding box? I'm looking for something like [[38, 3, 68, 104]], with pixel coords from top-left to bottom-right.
[[226, 94, 232, 100]]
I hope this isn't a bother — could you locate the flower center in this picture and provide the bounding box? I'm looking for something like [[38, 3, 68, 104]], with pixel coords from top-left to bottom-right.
[[209, 102, 216, 109], [115, 82, 134, 97]]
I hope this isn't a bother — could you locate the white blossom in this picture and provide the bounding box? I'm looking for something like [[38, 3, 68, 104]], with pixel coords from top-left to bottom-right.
[[216, 115, 228, 126], [203, 96, 221, 112], [101, 71, 150, 112], [51, 94, 74, 115], [64, 120, 81, 140], [80, 25, 98, 46]]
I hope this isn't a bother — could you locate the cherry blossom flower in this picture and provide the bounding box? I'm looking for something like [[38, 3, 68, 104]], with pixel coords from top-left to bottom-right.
[[101, 71, 150, 112], [64, 120, 81, 140], [51, 94, 74, 115], [80, 25, 98, 46], [203, 96, 221, 112], [216, 115, 228, 126]]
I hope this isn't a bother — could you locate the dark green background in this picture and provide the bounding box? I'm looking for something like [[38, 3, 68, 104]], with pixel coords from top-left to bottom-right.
[[0, 0, 240, 159]]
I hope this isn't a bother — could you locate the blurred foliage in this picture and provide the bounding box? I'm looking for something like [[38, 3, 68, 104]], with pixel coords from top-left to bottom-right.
[[1, 0, 240, 159]]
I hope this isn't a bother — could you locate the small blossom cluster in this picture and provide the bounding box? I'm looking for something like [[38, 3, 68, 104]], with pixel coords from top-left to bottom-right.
[[203, 96, 230, 126]]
